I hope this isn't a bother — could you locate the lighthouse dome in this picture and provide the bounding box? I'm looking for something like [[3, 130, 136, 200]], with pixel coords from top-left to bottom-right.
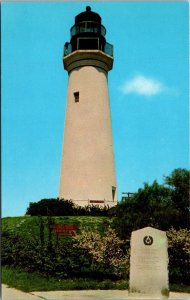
[[75, 6, 101, 24]]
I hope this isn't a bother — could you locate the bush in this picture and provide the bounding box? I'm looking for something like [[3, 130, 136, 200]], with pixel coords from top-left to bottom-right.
[[26, 198, 110, 217], [167, 228, 190, 284], [26, 199, 76, 216], [2, 217, 127, 280], [74, 227, 129, 278], [2, 220, 129, 280], [1, 228, 91, 279]]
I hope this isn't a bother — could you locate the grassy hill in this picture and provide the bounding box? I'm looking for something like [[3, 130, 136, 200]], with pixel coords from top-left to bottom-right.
[[2, 215, 126, 292], [2, 215, 112, 239]]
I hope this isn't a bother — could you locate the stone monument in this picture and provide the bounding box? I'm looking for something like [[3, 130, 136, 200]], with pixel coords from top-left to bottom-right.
[[129, 227, 169, 297]]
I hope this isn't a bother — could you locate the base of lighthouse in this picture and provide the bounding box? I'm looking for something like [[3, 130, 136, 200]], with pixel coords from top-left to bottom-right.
[[59, 50, 117, 208], [60, 199, 117, 208]]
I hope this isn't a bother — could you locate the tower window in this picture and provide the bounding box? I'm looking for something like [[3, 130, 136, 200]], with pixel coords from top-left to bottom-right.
[[112, 186, 116, 201], [74, 91, 79, 102]]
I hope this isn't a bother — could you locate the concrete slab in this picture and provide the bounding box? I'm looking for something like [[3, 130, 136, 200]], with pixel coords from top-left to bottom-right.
[[2, 285, 190, 300], [33, 290, 190, 300], [1, 284, 42, 300]]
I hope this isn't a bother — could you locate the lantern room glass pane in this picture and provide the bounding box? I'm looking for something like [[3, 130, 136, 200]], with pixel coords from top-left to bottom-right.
[[64, 43, 72, 56], [70, 22, 106, 37], [104, 42, 113, 56]]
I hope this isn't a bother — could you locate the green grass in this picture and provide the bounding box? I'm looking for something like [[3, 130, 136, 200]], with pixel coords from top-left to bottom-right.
[[2, 266, 128, 292], [2, 215, 112, 240], [3, 267, 190, 293]]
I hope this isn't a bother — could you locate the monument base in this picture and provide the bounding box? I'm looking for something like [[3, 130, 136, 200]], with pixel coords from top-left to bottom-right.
[[128, 291, 169, 299]]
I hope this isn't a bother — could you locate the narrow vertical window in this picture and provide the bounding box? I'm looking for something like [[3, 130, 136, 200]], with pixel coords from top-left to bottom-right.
[[112, 187, 116, 201], [74, 91, 79, 102]]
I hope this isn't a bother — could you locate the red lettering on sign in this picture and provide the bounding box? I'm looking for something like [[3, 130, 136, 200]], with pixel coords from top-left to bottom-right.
[[53, 224, 78, 236]]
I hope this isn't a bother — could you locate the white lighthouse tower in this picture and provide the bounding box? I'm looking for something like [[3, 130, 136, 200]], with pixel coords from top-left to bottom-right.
[[59, 6, 117, 207]]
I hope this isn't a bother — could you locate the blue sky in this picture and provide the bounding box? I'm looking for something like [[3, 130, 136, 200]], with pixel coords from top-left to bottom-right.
[[2, 2, 189, 217]]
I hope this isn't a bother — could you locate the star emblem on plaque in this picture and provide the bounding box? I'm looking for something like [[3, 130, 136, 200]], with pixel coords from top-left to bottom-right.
[[143, 235, 153, 246]]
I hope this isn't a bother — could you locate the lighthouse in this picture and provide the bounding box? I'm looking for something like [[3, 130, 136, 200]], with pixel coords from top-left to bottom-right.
[[59, 6, 117, 207]]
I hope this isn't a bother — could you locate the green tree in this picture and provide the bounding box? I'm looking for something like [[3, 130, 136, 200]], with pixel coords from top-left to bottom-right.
[[164, 169, 189, 228], [112, 180, 172, 239], [112, 169, 189, 239]]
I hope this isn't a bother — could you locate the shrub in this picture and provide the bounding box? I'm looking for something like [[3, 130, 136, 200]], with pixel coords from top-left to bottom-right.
[[167, 228, 190, 284], [2, 217, 118, 279], [26, 199, 110, 217], [26, 199, 76, 216], [74, 227, 129, 278], [1, 228, 91, 278]]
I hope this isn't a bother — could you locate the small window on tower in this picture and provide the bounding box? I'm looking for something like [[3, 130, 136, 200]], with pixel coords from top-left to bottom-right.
[[112, 186, 116, 201], [74, 91, 79, 102]]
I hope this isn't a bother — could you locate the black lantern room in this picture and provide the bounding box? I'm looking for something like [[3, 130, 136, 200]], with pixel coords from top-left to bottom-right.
[[64, 6, 113, 57]]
